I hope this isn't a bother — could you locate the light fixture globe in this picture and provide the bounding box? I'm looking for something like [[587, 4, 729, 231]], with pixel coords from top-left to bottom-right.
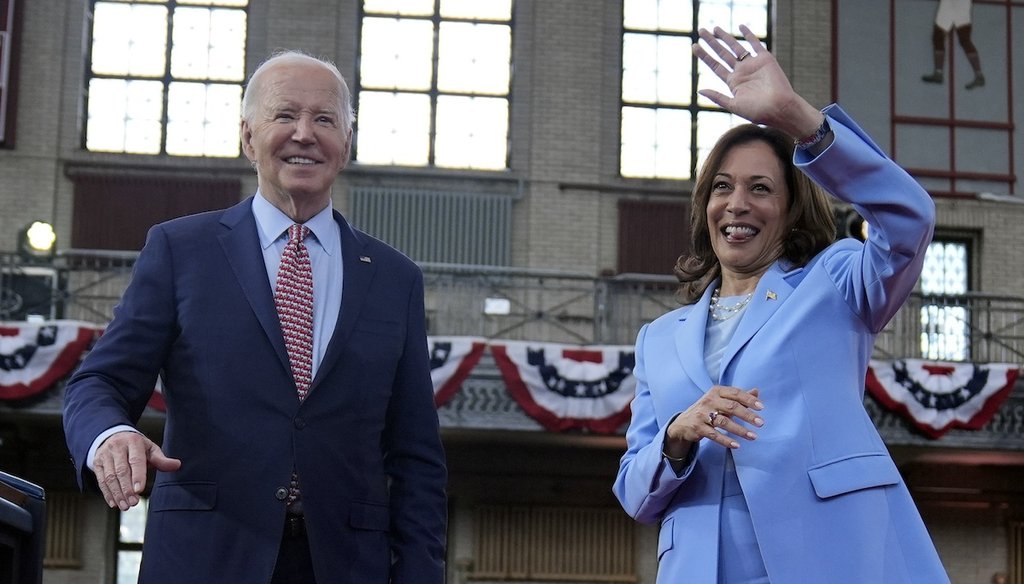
[[18, 221, 57, 262]]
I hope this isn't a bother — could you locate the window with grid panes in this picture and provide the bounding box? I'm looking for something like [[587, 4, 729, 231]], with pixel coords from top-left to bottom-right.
[[115, 497, 147, 584], [620, 0, 770, 180], [355, 0, 512, 169], [919, 239, 971, 361], [83, 0, 247, 157]]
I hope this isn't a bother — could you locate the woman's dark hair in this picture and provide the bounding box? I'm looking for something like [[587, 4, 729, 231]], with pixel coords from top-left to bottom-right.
[[674, 123, 836, 304]]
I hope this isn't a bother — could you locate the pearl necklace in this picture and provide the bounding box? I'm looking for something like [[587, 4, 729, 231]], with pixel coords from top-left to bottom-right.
[[709, 288, 753, 321]]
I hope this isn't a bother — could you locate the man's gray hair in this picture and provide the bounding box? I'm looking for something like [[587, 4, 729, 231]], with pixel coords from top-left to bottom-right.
[[241, 50, 355, 132]]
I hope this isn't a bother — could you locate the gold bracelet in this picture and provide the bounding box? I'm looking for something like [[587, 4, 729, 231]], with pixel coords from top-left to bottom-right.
[[662, 449, 688, 463]]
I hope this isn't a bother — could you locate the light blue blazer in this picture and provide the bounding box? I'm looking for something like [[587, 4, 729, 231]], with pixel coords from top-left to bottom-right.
[[613, 106, 950, 584]]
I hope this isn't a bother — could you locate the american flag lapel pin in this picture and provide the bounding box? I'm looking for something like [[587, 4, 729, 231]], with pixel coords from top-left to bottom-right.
[[359, 255, 372, 263], [766, 290, 777, 301]]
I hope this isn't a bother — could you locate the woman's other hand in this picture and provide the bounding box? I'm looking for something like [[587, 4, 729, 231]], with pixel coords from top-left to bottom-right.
[[664, 385, 765, 455]]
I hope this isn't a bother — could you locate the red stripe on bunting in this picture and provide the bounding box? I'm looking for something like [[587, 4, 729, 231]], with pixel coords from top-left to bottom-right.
[[147, 392, 167, 411], [431, 339, 486, 407], [561, 349, 603, 363]]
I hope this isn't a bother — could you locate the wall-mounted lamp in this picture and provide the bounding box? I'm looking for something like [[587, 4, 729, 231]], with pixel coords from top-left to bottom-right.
[[17, 221, 57, 263]]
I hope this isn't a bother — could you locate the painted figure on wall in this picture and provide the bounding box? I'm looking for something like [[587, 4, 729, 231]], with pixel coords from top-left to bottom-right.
[[922, 0, 985, 89]]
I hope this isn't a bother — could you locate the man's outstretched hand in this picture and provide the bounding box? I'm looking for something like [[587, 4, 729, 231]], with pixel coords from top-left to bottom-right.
[[93, 431, 181, 510]]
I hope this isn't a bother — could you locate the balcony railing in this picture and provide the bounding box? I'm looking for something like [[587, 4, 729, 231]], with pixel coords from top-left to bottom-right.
[[875, 293, 1024, 364], [4, 250, 1023, 450], [2, 250, 1024, 360]]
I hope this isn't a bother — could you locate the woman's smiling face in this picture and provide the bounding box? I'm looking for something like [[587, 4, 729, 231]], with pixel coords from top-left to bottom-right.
[[706, 140, 791, 280]]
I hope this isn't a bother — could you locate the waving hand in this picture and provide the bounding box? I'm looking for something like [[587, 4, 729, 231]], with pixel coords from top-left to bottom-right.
[[692, 25, 823, 142]]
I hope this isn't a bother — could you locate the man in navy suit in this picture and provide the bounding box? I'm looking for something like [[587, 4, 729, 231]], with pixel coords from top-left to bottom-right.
[[63, 51, 448, 583]]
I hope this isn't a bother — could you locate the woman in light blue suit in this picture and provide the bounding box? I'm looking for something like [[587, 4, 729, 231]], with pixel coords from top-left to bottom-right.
[[613, 26, 949, 583]]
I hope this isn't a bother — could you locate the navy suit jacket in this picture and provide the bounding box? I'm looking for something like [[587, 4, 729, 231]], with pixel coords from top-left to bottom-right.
[[64, 198, 447, 583], [614, 106, 949, 583]]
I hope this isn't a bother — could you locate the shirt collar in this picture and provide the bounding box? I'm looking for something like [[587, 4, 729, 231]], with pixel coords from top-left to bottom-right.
[[252, 191, 338, 256]]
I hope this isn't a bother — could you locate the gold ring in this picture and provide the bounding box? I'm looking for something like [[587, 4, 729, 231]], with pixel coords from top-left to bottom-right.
[[707, 411, 720, 426], [736, 52, 750, 62]]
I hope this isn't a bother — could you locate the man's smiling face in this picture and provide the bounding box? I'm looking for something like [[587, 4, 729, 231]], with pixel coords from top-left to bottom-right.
[[241, 59, 352, 209]]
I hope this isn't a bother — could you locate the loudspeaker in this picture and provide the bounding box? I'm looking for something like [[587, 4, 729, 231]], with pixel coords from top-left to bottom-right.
[[0, 267, 57, 321]]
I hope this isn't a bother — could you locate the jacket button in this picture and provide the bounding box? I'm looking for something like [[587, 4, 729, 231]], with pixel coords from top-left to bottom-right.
[[275, 487, 289, 501], [294, 417, 306, 429]]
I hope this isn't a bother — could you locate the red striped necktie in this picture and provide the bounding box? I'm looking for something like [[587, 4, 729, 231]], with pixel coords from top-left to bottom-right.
[[275, 224, 314, 401], [275, 224, 314, 510]]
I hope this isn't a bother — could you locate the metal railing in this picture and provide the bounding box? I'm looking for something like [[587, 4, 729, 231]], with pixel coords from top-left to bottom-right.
[[1, 250, 137, 324], [874, 293, 1024, 364], [2, 250, 1023, 360]]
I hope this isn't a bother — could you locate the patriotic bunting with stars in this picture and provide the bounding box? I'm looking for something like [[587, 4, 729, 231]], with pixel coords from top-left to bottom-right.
[[866, 359, 1020, 439], [489, 340, 636, 433], [0, 321, 99, 400], [9, 319, 1013, 443]]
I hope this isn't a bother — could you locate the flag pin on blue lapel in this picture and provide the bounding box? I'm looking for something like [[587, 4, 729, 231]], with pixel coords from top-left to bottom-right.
[[359, 255, 372, 263], [766, 290, 777, 300]]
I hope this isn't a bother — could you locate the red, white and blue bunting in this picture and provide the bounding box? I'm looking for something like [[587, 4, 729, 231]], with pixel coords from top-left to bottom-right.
[[147, 336, 488, 412], [0, 321, 99, 400], [867, 359, 1020, 439], [428, 336, 486, 407], [6, 320, 1017, 441], [0, 325, 490, 412], [489, 340, 636, 433]]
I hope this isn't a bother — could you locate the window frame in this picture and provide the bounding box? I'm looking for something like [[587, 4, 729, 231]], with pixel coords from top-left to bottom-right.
[[80, 0, 249, 158], [618, 0, 773, 181], [353, 0, 515, 170], [919, 233, 975, 361]]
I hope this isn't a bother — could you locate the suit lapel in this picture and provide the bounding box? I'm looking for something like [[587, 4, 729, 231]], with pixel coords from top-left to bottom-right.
[[310, 211, 376, 391], [673, 285, 717, 391], [217, 197, 291, 374]]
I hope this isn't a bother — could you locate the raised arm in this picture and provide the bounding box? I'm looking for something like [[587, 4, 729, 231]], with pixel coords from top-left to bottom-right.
[[693, 24, 935, 328]]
